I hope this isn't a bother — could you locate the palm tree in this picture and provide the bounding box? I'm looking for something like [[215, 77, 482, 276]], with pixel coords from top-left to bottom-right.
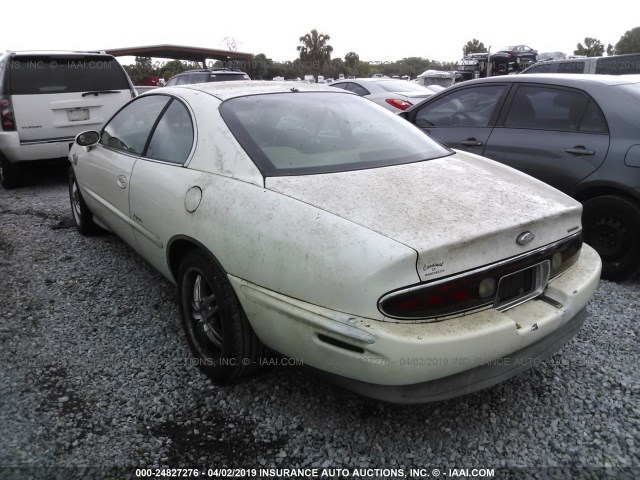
[[297, 29, 333, 77]]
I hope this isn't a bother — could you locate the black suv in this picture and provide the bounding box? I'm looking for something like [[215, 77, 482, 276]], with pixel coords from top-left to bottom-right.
[[165, 68, 250, 86]]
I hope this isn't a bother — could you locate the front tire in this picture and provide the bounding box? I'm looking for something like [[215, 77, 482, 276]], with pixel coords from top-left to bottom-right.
[[68, 168, 99, 235], [177, 250, 263, 382], [583, 195, 640, 280]]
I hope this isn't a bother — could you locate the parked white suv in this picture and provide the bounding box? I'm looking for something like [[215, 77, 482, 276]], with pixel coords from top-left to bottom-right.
[[0, 51, 136, 188]]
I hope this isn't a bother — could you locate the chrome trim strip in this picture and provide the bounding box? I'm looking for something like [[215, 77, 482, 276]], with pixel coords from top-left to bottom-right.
[[20, 136, 75, 146]]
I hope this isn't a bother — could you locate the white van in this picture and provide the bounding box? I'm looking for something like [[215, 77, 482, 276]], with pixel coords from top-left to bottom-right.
[[0, 51, 136, 188]]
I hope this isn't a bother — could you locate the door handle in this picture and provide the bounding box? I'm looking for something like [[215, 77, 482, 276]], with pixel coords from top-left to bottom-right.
[[565, 147, 595, 156], [461, 139, 484, 147], [117, 175, 127, 189]]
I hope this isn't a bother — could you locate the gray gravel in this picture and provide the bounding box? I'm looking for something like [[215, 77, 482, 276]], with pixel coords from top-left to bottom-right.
[[1, 165, 639, 480]]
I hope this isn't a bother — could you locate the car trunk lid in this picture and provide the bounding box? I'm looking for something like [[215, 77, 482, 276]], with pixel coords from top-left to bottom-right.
[[265, 151, 583, 281], [12, 92, 129, 142]]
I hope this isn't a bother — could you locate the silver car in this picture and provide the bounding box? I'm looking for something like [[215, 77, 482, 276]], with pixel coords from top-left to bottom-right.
[[330, 78, 436, 112]]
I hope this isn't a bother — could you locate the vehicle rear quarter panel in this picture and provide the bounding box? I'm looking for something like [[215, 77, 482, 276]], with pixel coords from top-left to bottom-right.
[[186, 178, 420, 320], [572, 82, 640, 200], [171, 89, 264, 186]]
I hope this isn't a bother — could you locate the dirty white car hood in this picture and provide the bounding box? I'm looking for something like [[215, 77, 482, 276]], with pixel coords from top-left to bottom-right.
[[266, 151, 583, 281]]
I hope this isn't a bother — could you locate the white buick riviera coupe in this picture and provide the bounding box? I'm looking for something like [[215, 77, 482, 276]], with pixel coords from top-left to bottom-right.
[[68, 81, 601, 403]]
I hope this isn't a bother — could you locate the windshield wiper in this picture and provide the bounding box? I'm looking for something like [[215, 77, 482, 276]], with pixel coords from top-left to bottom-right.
[[82, 90, 121, 97]]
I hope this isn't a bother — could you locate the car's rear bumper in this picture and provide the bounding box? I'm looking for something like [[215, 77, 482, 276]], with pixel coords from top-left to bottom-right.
[[231, 244, 601, 402], [0, 132, 74, 162], [314, 306, 586, 403]]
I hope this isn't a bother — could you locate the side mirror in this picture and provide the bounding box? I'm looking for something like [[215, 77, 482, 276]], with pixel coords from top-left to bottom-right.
[[75, 130, 100, 147]]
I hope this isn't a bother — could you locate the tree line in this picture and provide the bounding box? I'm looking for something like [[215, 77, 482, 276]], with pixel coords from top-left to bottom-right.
[[124, 26, 640, 84], [463, 27, 640, 57]]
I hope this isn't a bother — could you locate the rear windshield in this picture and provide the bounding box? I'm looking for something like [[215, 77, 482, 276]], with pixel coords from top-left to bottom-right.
[[220, 92, 452, 176], [9, 56, 130, 94]]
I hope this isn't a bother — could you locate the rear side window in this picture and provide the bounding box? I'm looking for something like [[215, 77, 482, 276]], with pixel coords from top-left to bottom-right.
[[9, 56, 131, 94], [146, 100, 194, 164], [415, 85, 506, 127], [504, 86, 605, 132]]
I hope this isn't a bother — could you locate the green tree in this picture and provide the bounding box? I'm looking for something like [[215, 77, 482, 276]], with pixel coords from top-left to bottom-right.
[[614, 26, 640, 54], [574, 37, 605, 57], [297, 29, 333, 76], [344, 52, 360, 72], [463, 39, 487, 56], [123, 57, 163, 84], [157, 59, 194, 81], [606, 44, 615, 56], [251, 53, 272, 79], [330, 58, 345, 78]]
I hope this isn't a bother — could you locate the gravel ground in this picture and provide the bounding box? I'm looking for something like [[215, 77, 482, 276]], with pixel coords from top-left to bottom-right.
[[1, 164, 639, 480]]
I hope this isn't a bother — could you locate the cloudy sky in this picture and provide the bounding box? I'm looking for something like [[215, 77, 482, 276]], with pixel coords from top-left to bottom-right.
[[2, 1, 636, 64]]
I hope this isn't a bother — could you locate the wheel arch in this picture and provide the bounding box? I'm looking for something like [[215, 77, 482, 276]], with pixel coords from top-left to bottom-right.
[[167, 235, 224, 283], [572, 184, 640, 207]]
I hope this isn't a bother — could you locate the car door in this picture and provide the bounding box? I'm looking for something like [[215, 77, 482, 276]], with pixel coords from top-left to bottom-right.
[[483, 84, 609, 193], [127, 97, 198, 277], [73, 95, 171, 247], [408, 84, 509, 153]]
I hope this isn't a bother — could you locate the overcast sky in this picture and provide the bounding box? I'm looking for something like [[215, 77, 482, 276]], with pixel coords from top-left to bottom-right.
[[2, 1, 636, 65]]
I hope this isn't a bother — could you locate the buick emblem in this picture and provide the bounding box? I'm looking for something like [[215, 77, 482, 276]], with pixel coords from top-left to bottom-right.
[[516, 231, 535, 245]]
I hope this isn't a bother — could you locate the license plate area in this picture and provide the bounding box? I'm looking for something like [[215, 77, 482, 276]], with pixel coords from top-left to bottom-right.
[[494, 260, 550, 311], [67, 108, 89, 121]]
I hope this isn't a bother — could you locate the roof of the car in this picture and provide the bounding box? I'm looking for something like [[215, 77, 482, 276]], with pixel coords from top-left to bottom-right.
[[464, 73, 640, 86], [168, 80, 349, 100]]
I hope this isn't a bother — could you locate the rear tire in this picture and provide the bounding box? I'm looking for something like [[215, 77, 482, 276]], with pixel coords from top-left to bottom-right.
[[0, 156, 21, 189], [582, 195, 640, 280], [68, 168, 99, 235], [177, 250, 263, 383]]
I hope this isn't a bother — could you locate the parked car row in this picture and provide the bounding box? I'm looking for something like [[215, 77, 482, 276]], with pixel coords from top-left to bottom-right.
[[5, 48, 638, 402]]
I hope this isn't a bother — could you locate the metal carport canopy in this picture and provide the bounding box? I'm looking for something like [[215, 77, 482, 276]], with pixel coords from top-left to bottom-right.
[[104, 44, 253, 69]]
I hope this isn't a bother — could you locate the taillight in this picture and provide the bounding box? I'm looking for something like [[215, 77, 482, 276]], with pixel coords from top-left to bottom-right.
[[385, 99, 412, 111], [378, 233, 583, 321], [0, 96, 15, 131]]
